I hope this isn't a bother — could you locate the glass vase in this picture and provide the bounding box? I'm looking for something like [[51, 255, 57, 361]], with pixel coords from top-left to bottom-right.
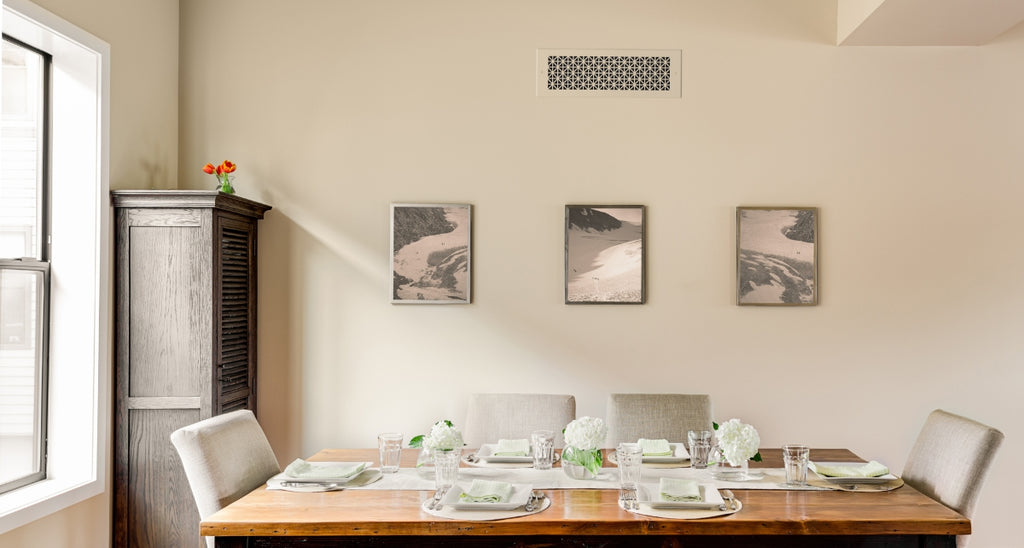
[[710, 449, 751, 481], [561, 447, 602, 479], [415, 447, 435, 479], [433, 449, 460, 489]]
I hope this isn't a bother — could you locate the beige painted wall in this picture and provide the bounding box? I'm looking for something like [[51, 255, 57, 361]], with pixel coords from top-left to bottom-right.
[[179, 1, 1022, 546], [0, 0, 177, 547]]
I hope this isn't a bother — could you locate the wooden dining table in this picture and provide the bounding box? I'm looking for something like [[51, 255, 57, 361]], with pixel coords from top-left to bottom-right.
[[201, 447, 969, 547]]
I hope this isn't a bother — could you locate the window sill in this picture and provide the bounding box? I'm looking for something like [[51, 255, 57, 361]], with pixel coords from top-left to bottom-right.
[[0, 476, 103, 534]]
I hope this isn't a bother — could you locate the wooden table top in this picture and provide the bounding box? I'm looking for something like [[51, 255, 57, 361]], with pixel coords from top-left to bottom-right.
[[201, 447, 969, 539]]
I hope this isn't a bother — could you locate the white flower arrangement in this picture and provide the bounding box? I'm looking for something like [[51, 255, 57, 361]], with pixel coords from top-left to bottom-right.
[[715, 418, 762, 466], [421, 420, 463, 452], [561, 416, 608, 477], [563, 416, 608, 451]]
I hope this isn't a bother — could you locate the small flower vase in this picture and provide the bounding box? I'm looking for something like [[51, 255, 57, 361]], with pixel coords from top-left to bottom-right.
[[710, 448, 751, 481], [218, 180, 235, 194], [561, 447, 602, 479], [415, 447, 435, 479], [433, 449, 460, 489]]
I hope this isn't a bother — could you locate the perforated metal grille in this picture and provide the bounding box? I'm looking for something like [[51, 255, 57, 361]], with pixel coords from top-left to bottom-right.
[[537, 49, 681, 98], [547, 55, 672, 91]]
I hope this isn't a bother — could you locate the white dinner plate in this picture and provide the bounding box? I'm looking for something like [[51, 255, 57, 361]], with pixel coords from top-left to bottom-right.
[[443, 483, 533, 510], [639, 484, 725, 509], [641, 442, 690, 463], [278, 461, 372, 483], [809, 461, 897, 484], [477, 443, 533, 463]]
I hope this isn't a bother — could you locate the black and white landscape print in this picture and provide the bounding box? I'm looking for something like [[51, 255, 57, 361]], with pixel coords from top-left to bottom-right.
[[565, 205, 645, 304], [391, 203, 471, 303], [736, 207, 817, 305]]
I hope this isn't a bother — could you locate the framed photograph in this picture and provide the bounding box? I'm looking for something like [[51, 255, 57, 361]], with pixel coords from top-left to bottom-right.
[[736, 206, 818, 306], [565, 205, 645, 304], [391, 203, 471, 304]]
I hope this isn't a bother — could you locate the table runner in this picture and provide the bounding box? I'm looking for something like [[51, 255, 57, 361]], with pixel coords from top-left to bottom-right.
[[332, 467, 896, 491]]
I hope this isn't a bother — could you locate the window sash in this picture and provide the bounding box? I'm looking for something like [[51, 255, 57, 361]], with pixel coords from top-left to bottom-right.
[[2, 33, 51, 263], [0, 260, 49, 494]]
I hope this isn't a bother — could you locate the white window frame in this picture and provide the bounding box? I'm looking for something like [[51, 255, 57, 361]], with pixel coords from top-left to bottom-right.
[[0, 0, 109, 534]]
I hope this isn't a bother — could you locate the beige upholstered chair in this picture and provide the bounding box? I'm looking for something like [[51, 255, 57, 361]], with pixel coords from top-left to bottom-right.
[[462, 393, 576, 448], [605, 393, 713, 447], [902, 409, 1004, 548], [170, 410, 281, 548]]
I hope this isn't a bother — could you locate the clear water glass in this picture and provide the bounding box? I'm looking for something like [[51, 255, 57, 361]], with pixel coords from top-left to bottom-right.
[[377, 432, 403, 473], [433, 449, 460, 489], [687, 430, 714, 469], [617, 442, 643, 489], [531, 430, 555, 470], [783, 444, 810, 485]]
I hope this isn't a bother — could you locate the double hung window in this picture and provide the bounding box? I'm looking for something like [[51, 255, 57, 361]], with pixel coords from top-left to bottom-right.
[[0, 34, 50, 496]]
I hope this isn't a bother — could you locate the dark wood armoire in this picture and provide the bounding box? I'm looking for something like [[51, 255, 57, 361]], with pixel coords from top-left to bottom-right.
[[111, 190, 271, 547]]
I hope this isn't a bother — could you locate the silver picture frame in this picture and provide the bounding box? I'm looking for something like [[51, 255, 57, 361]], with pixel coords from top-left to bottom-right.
[[391, 203, 471, 304], [736, 206, 818, 306], [564, 204, 645, 304]]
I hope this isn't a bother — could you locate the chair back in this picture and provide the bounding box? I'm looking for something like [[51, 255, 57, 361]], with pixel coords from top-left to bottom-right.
[[902, 409, 1003, 547], [605, 393, 713, 447], [170, 410, 280, 548], [462, 393, 576, 448]]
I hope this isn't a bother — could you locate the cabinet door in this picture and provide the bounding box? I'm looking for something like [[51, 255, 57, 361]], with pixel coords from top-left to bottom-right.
[[214, 214, 258, 414], [114, 207, 213, 548]]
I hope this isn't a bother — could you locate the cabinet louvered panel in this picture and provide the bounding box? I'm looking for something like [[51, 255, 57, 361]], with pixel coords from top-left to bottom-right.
[[113, 191, 270, 548], [217, 224, 253, 414]]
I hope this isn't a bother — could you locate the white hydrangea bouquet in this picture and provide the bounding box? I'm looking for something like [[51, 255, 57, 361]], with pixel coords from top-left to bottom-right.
[[417, 419, 463, 452], [714, 418, 763, 465], [562, 416, 608, 478]]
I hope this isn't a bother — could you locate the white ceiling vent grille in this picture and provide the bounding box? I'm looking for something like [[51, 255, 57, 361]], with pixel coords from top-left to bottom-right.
[[537, 49, 681, 98]]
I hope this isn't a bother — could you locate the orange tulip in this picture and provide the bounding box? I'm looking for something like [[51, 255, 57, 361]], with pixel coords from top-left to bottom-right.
[[219, 160, 237, 174], [202, 163, 216, 174]]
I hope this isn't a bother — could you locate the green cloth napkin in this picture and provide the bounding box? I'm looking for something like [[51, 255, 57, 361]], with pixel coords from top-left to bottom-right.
[[659, 477, 702, 502], [638, 438, 673, 456], [459, 479, 514, 503], [282, 458, 365, 480], [812, 461, 890, 478], [494, 438, 530, 456]]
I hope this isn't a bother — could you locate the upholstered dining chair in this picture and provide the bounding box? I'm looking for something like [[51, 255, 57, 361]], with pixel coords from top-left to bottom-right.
[[170, 410, 281, 548], [462, 393, 576, 448], [605, 393, 713, 447], [901, 409, 1004, 548]]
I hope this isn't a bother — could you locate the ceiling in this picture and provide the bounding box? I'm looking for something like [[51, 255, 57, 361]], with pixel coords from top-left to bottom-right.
[[838, 0, 1024, 45]]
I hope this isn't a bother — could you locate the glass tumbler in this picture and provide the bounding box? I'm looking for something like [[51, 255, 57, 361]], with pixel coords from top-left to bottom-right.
[[783, 444, 810, 485], [687, 430, 714, 469], [531, 430, 555, 470]]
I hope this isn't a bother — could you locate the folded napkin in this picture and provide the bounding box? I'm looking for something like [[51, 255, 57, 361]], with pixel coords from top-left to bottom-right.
[[659, 477, 702, 502], [812, 461, 890, 478], [638, 438, 673, 456], [282, 458, 365, 480], [459, 479, 514, 503], [494, 438, 530, 456]]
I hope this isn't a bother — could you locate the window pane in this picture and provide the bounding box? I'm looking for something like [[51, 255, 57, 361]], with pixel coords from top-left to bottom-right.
[[0, 267, 45, 485], [2, 38, 45, 260]]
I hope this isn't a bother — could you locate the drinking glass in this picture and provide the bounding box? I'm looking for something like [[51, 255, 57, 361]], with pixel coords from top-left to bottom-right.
[[783, 444, 810, 485], [531, 430, 555, 470], [433, 449, 460, 489], [377, 432, 403, 474], [687, 430, 714, 469], [616, 442, 643, 489]]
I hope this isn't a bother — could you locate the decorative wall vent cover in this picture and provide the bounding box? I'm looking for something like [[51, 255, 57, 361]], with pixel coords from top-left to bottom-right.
[[537, 49, 681, 98]]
